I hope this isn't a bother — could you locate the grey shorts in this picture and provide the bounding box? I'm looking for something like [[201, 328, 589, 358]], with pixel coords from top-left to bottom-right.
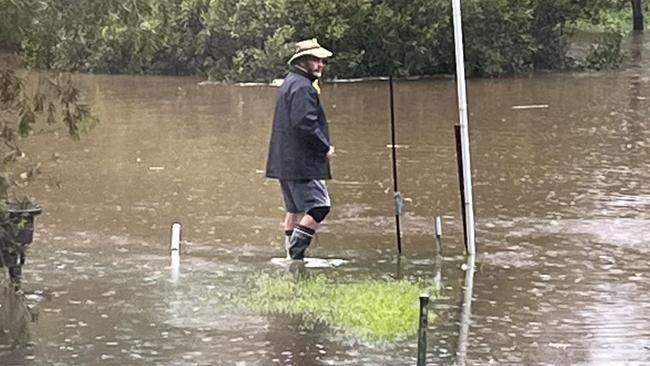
[[280, 179, 331, 213]]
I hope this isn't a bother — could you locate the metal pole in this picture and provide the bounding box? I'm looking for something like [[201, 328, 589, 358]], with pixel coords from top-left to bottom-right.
[[388, 75, 403, 254], [451, 0, 476, 255], [417, 293, 430, 366], [454, 125, 469, 253]]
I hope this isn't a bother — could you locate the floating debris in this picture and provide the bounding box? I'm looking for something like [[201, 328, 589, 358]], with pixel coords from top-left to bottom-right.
[[511, 104, 549, 110]]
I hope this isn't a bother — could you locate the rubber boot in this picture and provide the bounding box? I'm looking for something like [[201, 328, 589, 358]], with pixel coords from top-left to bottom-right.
[[288, 228, 313, 260], [284, 235, 292, 259], [9, 266, 22, 292]]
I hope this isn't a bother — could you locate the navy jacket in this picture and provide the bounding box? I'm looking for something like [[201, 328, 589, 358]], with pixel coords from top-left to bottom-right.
[[265, 68, 331, 180]]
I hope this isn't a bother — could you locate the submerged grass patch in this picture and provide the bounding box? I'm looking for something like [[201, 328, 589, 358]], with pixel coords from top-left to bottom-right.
[[241, 272, 440, 342]]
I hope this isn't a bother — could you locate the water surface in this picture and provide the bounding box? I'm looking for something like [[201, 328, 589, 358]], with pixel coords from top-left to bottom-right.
[[1, 33, 650, 365]]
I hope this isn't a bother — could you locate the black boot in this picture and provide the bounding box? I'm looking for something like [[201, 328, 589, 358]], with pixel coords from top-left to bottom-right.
[[9, 266, 22, 292], [288, 225, 314, 260], [284, 229, 293, 259]]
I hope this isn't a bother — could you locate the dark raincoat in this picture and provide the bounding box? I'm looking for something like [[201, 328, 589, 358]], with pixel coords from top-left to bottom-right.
[[265, 67, 331, 180]]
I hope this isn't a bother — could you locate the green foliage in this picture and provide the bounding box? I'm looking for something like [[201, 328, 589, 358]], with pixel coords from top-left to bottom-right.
[[462, 0, 535, 75], [8, 0, 630, 80], [0, 69, 97, 198], [201, 0, 295, 81], [241, 272, 440, 342], [570, 8, 631, 34], [584, 32, 624, 70], [0, 0, 43, 49], [0, 68, 96, 259]]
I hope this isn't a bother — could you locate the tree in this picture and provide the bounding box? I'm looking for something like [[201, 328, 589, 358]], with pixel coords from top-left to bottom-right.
[[631, 0, 644, 30], [0, 68, 97, 276]]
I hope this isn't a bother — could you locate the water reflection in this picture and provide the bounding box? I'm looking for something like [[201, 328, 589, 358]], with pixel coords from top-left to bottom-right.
[[0, 286, 34, 365], [455, 255, 475, 366]]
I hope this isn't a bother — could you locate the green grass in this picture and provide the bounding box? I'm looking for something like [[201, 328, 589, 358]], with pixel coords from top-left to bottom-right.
[[241, 272, 440, 342]]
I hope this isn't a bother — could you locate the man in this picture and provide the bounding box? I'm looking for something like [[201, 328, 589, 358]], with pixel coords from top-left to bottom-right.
[[265, 38, 335, 260]]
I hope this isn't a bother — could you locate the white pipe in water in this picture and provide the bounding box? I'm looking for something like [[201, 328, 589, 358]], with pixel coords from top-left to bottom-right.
[[451, 0, 476, 255], [170, 223, 181, 251], [434, 216, 443, 238], [170, 223, 181, 283]]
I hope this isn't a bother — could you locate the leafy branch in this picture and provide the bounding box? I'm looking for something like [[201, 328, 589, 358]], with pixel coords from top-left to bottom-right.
[[0, 68, 98, 199]]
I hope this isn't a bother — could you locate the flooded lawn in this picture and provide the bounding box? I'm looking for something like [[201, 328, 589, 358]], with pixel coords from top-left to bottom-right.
[[2, 34, 650, 365]]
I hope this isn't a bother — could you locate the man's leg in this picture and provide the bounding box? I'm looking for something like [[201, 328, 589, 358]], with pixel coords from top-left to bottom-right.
[[297, 207, 328, 230], [288, 206, 330, 260], [279, 180, 302, 258], [287, 179, 331, 260], [284, 212, 303, 258], [297, 213, 317, 230]]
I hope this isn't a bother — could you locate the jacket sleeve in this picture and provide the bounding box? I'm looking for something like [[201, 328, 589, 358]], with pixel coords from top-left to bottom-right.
[[289, 86, 330, 154]]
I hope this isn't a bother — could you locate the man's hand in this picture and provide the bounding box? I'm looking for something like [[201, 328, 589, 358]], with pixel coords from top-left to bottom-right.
[[327, 145, 336, 159]]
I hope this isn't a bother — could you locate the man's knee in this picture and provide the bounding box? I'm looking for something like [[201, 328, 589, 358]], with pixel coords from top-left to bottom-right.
[[306, 206, 330, 223]]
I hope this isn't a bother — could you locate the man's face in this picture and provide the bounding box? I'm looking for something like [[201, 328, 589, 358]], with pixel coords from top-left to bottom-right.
[[301, 56, 326, 77]]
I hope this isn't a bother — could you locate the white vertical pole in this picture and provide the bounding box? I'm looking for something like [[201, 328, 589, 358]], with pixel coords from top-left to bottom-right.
[[451, 0, 476, 255]]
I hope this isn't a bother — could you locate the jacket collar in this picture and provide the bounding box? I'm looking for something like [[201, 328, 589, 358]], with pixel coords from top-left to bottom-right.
[[290, 66, 318, 82]]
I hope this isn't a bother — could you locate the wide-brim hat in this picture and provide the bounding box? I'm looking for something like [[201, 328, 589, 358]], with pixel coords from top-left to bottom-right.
[[287, 38, 333, 65]]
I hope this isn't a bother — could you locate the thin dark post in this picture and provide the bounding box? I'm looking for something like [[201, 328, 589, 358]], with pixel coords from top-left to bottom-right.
[[388, 75, 402, 254], [454, 125, 469, 252], [417, 293, 430, 366], [632, 0, 644, 31]]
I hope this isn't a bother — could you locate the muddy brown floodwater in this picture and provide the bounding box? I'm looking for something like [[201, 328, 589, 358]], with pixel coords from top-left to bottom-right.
[[1, 33, 650, 365]]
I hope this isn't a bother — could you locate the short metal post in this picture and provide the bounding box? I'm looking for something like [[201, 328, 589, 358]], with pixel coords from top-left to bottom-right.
[[170, 223, 181, 282], [170, 223, 181, 251], [417, 293, 430, 366], [434, 216, 443, 254]]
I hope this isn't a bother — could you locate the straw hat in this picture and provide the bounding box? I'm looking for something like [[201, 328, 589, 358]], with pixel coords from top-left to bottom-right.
[[287, 38, 332, 65]]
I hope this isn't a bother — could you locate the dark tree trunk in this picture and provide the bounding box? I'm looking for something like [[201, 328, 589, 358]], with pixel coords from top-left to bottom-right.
[[631, 0, 644, 31]]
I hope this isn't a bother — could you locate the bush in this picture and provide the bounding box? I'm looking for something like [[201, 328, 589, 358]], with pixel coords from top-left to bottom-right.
[[0, 68, 97, 258], [9, 0, 628, 80], [0, 68, 98, 194], [584, 32, 624, 70]]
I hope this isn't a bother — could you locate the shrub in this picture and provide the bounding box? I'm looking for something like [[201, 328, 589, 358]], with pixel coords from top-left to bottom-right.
[[9, 0, 628, 80], [0, 68, 97, 259]]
